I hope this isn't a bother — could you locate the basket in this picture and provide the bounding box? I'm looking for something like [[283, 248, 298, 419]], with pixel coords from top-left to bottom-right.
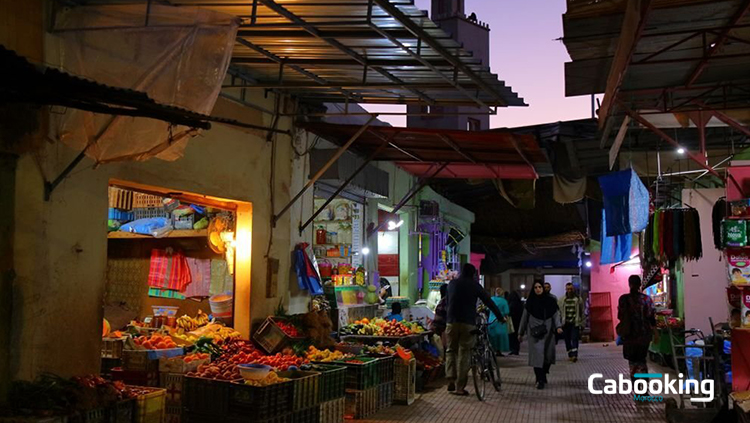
[[108, 208, 134, 222], [183, 376, 235, 417], [319, 398, 344, 423], [101, 337, 126, 359], [159, 373, 184, 406], [311, 365, 346, 402], [329, 358, 377, 391], [374, 356, 395, 384], [290, 406, 320, 423], [132, 207, 169, 221], [131, 386, 166, 423], [376, 382, 393, 410], [209, 294, 234, 322], [343, 387, 377, 420], [172, 214, 194, 230], [394, 358, 416, 405], [228, 380, 293, 420], [109, 399, 134, 423], [277, 370, 320, 412], [133, 193, 164, 208]]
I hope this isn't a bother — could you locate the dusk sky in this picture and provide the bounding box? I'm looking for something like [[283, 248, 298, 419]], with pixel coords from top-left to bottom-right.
[[363, 0, 600, 128]]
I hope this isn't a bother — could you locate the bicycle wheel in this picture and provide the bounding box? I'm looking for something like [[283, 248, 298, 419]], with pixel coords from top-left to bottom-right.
[[485, 347, 501, 391], [472, 352, 486, 401]]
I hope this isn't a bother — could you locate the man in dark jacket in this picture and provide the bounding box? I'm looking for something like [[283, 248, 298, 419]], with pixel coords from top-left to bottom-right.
[[507, 290, 524, 355], [445, 263, 505, 396]]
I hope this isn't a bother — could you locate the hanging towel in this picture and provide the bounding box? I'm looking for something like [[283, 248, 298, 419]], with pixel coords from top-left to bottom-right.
[[552, 175, 587, 204], [148, 249, 192, 292], [210, 259, 234, 296], [184, 258, 212, 298], [598, 169, 650, 236], [148, 287, 186, 299]]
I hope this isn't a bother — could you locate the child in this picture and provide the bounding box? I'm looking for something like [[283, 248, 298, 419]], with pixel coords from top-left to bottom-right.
[[386, 302, 404, 322], [732, 268, 747, 285]]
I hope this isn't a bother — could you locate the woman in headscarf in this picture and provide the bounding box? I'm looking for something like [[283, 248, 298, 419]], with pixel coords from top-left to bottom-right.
[[507, 290, 524, 355], [488, 287, 511, 355], [518, 281, 562, 389]]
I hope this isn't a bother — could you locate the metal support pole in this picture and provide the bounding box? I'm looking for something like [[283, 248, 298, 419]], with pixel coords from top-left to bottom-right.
[[619, 102, 723, 179], [298, 132, 395, 234], [44, 149, 88, 201], [366, 162, 449, 239], [273, 115, 376, 226]]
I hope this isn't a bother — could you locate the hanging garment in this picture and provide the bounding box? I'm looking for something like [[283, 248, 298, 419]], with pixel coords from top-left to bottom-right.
[[713, 198, 727, 250], [663, 211, 674, 260], [598, 169, 650, 236], [293, 244, 324, 296], [552, 175, 587, 204], [148, 249, 192, 292], [184, 257, 212, 298], [684, 209, 703, 261], [652, 210, 661, 257], [148, 287, 186, 299], [673, 209, 683, 259], [210, 259, 234, 296]]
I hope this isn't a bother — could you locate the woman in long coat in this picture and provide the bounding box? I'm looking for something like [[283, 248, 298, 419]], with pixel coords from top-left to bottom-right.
[[488, 288, 510, 354], [518, 281, 562, 389]]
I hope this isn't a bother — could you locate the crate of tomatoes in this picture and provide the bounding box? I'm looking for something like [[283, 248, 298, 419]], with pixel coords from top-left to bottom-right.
[[253, 317, 304, 354]]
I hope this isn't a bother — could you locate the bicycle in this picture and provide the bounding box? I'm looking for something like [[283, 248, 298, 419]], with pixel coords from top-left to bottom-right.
[[470, 310, 502, 401]]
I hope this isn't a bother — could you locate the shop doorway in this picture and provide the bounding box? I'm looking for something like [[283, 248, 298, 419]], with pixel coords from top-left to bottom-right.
[[377, 209, 401, 296], [103, 180, 252, 340]]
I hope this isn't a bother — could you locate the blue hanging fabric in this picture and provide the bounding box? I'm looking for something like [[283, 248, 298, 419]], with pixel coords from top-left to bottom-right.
[[601, 208, 632, 265], [293, 244, 324, 296], [599, 169, 649, 236]]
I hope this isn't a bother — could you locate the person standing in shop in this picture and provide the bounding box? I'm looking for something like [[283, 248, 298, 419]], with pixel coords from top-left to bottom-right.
[[445, 263, 505, 396], [518, 281, 562, 389], [558, 282, 584, 362], [617, 275, 656, 383], [507, 290, 524, 355]]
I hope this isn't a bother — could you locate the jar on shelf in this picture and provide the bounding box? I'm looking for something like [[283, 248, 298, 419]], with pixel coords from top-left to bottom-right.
[[316, 226, 327, 244]]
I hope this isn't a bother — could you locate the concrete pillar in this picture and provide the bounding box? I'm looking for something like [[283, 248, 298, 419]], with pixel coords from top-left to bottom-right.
[[0, 154, 16, 404]]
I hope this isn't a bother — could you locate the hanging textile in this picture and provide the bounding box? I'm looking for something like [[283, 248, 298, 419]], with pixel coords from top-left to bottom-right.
[[643, 208, 703, 263], [184, 257, 212, 298], [294, 243, 324, 296], [495, 179, 536, 210], [147, 249, 192, 292], [552, 175, 587, 204], [713, 198, 727, 250], [598, 169, 650, 236], [210, 259, 234, 296], [600, 209, 632, 265]]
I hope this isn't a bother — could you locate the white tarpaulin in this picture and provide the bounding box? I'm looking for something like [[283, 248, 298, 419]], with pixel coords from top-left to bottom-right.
[[50, 4, 239, 162]]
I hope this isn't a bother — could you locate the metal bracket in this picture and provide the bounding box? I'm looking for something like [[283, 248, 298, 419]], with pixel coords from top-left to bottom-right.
[[44, 149, 88, 201]]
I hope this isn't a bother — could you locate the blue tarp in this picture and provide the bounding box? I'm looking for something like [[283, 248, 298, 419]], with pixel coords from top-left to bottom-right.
[[601, 208, 632, 265], [599, 169, 649, 237]]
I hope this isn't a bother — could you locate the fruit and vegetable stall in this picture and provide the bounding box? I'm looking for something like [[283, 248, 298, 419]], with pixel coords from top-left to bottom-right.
[[2, 303, 443, 423]]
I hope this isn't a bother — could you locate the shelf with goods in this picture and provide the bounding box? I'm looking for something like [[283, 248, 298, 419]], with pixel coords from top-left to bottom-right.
[[108, 229, 208, 239]]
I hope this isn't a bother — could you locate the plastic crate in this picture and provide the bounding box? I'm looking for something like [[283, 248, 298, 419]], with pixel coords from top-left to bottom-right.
[[108, 208, 134, 222], [132, 207, 169, 220], [374, 356, 395, 384], [71, 408, 106, 423], [101, 337, 126, 359], [133, 193, 163, 208], [123, 348, 183, 371], [290, 406, 320, 423], [394, 358, 415, 405], [172, 214, 194, 230], [329, 358, 377, 390], [159, 373, 184, 406], [318, 398, 344, 423], [111, 368, 159, 387], [184, 413, 291, 423], [131, 387, 166, 423], [164, 405, 181, 423], [311, 365, 346, 402], [0, 417, 68, 423], [277, 370, 320, 412], [376, 382, 393, 410], [228, 379, 293, 420], [343, 387, 377, 420], [109, 399, 134, 423], [182, 376, 235, 416]]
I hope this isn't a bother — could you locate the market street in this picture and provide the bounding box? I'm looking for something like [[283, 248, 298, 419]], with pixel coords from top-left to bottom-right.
[[364, 343, 668, 423]]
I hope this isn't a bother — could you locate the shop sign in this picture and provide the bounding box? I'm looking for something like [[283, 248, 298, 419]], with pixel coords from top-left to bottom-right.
[[588, 373, 714, 403]]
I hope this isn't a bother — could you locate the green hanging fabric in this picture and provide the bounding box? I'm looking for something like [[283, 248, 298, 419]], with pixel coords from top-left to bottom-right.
[[652, 210, 661, 257]]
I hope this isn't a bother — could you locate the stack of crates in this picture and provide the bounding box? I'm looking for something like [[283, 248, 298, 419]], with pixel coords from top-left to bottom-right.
[[332, 358, 379, 419], [374, 356, 395, 411], [160, 373, 184, 423], [277, 370, 321, 423], [313, 365, 347, 423], [394, 358, 416, 406]]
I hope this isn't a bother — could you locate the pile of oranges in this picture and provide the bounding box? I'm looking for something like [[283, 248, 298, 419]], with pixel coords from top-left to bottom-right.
[[134, 334, 178, 350], [184, 352, 210, 363]]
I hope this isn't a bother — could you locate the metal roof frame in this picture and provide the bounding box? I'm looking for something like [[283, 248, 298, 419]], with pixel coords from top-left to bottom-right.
[[62, 0, 525, 110]]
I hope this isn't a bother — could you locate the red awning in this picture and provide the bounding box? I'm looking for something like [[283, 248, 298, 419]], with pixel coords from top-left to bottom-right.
[[299, 122, 547, 179]]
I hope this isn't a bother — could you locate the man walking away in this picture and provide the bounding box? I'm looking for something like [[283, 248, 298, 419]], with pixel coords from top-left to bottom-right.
[[507, 290, 523, 355], [558, 282, 583, 362], [617, 275, 656, 383], [445, 263, 505, 396]]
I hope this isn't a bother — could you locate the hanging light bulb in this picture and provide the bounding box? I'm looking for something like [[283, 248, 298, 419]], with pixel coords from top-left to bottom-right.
[[677, 147, 685, 154]]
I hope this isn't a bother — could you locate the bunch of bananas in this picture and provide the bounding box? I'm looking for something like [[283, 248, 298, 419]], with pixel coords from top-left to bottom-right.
[[244, 372, 289, 387], [176, 310, 210, 332]]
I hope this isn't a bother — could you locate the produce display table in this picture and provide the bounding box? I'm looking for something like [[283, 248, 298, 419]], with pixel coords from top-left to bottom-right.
[[340, 331, 433, 347]]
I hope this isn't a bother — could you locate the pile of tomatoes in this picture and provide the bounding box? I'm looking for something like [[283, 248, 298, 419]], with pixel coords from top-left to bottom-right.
[[275, 321, 299, 337], [223, 349, 306, 371]]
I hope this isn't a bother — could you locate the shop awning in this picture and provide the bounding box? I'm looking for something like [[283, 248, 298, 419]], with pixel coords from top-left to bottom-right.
[[299, 122, 547, 179]]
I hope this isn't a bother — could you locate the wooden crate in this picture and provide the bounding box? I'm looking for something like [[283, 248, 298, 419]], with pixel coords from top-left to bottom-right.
[[101, 337, 126, 359], [343, 387, 377, 420]]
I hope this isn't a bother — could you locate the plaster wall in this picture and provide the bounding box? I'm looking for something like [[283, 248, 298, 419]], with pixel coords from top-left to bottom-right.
[[590, 251, 637, 338], [11, 94, 301, 380]]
